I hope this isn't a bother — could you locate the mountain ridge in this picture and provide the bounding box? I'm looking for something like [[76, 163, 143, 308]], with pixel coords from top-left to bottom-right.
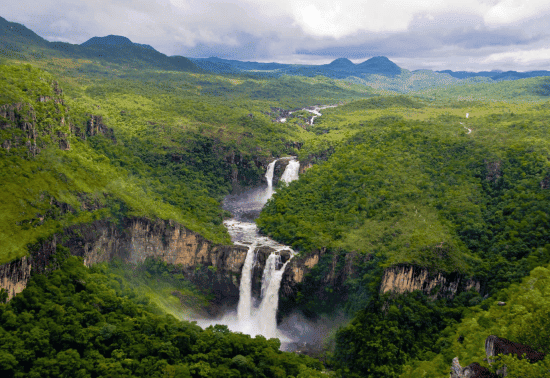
[[0, 15, 200, 72]]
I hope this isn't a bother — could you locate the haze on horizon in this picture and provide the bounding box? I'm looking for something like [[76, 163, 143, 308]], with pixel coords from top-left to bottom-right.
[[4, 0, 550, 72]]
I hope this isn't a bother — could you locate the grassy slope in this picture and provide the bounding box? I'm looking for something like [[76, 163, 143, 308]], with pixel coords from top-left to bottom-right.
[[259, 92, 550, 281], [0, 57, 374, 265]]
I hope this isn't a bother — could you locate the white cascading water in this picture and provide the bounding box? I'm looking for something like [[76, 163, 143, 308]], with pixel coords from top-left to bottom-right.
[[237, 242, 257, 326], [266, 159, 277, 187], [193, 157, 300, 341], [304, 105, 338, 125], [259, 254, 291, 337], [280, 159, 300, 183]]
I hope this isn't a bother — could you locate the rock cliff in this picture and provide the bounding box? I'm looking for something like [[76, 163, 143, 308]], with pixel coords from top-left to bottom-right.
[[450, 335, 547, 377], [380, 264, 481, 299], [0, 256, 32, 301], [0, 217, 248, 309]]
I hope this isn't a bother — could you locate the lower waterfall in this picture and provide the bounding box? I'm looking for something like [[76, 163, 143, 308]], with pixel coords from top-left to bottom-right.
[[193, 157, 299, 341], [237, 242, 257, 324]]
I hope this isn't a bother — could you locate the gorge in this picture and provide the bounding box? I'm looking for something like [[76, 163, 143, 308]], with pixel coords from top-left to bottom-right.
[[194, 157, 300, 342]]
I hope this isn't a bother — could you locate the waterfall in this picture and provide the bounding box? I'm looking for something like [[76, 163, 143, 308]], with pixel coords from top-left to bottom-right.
[[265, 159, 278, 188], [237, 242, 257, 324], [280, 159, 300, 183], [259, 255, 290, 338], [195, 158, 299, 343], [261, 253, 279, 299]]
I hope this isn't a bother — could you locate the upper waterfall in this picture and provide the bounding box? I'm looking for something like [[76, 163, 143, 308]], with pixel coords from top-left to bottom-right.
[[266, 159, 278, 188], [280, 159, 300, 183]]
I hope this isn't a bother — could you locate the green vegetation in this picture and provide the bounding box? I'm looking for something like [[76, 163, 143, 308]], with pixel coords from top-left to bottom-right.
[[0, 60, 373, 265], [3, 21, 550, 377], [401, 263, 550, 378], [102, 257, 214, 320], [0, 254, 325, 377], [258, 97, 550, 375]]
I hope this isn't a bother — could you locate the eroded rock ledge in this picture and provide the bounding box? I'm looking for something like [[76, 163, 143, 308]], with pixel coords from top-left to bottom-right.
[[0, 217, 248, 308], [380, 264, 481, 299]]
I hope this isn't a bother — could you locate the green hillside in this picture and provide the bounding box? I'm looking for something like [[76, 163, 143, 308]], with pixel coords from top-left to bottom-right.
[[2, 16, 550, 378], [0, 16, 200, 73], [256, 95, 550, 376]]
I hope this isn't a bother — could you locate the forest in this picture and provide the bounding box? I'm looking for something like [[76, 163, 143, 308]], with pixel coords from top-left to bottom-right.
[[2, 20, 550, 377]]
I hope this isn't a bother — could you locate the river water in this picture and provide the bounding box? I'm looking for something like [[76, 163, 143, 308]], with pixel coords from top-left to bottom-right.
[[279, 104, 338, 125], [192, 157, 300, 342]]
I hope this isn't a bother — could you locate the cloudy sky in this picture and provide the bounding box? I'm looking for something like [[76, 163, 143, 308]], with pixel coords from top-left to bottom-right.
[[4, 0, 550, 71]]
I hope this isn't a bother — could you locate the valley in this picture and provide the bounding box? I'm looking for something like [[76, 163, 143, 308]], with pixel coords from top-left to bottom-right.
[[1, 14, 550, 378]]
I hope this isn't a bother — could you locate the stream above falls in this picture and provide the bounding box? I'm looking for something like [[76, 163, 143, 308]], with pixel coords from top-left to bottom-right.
[[192, 157, 301, 344]]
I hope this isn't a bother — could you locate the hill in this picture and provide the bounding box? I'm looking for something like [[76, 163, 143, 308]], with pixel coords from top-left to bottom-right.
[[81, 35, 159, 53], [439, 69, 550, 81], [325, 58, 355, 70], [355, 56, 402, 75], [0, 16, 200, 72]]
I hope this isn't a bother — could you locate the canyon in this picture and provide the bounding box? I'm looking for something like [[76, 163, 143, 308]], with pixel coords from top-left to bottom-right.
[[0, 156, 480, 318]]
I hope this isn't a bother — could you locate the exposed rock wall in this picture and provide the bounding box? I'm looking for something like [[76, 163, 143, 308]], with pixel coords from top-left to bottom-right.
[[0, 217, 248, 307], [251, 247, 292, 299], [380, 264, 481, 299], [0, 102, 40, 156], [485, 335, 546, 364], [450, 335, 548, 377], [280, 249, 323, 297], [298, 163, 313, 174], [450, 358, 498, 378], [0, 256, 32, 301]]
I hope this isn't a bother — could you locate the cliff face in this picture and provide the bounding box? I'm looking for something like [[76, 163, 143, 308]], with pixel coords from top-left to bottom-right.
[[0, 256, 32, 301], [380, 264, 480, 299], [0, 217, 248, 308], [278, 250, 481, 316]]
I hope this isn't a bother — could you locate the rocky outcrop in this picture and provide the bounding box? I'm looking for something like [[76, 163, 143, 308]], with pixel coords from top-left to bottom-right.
[[0, 256, 32, 301], [299, 162, 313, 174], [380, 264, 481, 299], [251, 247, 292, 298], [279, 249, 366, 299], [450, 335, 547, 377], [485, 335, 546, 364], [0, 217, 248, 311], [72, 114, 116, 144], [0, 102, 40, 156], [222, 149, 264, 191], [450, 358, 498, 378], [280, 249, 323, 296], [0, 80, 71, 156], [272, 157, 293, 186]]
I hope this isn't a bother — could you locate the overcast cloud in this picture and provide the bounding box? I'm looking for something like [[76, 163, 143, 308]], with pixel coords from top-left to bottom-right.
[[3, 0, 550, 71]]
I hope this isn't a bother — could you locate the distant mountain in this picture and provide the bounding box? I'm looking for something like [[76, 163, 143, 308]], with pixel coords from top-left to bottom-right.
[[81, 35, 158, 53], [438, 69, 550, 81], [0, 16, 48, 47], [325, 58, 355, 70], [356, 56, 402, 76], [0, 16, 200, 72], [190, 57, 288, 73], [191, 55, 404, 79]]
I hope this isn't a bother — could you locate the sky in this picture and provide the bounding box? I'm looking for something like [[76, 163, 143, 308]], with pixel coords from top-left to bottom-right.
[[3, 0, 550, 71]]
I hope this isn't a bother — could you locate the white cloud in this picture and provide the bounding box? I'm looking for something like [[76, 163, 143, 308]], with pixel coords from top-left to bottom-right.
[[484, 0, 550, 25], [482, 47, 550, 65], [3, 0, 550, 70]]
